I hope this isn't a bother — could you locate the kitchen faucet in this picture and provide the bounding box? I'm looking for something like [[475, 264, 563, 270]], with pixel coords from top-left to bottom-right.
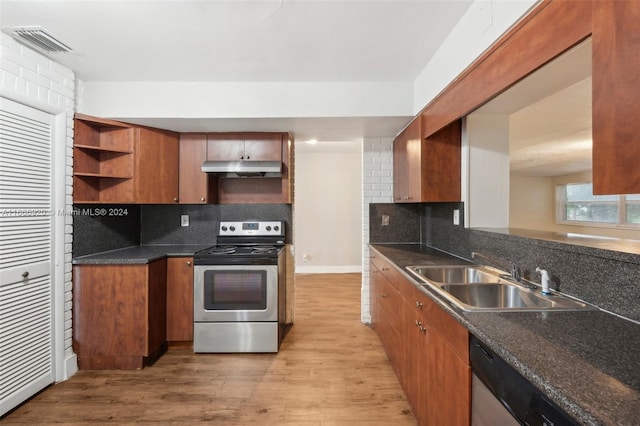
[[471, 251, 522, 282], [535, 267, 551, 295]]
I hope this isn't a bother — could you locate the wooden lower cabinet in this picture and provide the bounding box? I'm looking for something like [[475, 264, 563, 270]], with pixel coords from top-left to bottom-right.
[[424, 329, 471, 426], [166, 257, 194, 342], [369, 262, 402, 378], [72, 260, 168, 369], [370, 256, 471, 426], [402, 297, 427, 421]]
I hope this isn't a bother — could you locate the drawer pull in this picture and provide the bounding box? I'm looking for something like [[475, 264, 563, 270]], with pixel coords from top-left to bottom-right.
[[382, 293, 388, 298], [22, 271, 29, 278], [415, 301, 423, 308]]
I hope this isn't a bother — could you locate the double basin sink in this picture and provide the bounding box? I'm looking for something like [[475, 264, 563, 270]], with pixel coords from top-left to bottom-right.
[[406, 265, 596, 312]]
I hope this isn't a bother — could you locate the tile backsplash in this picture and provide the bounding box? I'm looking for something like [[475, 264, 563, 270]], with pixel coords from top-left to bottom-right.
[[140, 204, 293, 245], [73, 203, 293, 258]]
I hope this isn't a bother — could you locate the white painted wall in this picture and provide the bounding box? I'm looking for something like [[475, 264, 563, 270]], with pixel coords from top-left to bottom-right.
[[466, 114, 510, 228], [81, 81, 413, 119], [294, 141, 363, 273], [0, 33, 77, 380], [413, 0, 539, 111], [361, 137, 394, 323], [510, 174, 554, 231]]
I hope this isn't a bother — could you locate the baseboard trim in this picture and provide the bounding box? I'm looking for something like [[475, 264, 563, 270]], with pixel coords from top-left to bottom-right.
[[64, 354, 78, 380]]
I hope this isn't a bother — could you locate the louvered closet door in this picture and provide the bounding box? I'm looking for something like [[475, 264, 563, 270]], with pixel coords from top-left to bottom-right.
[[0, 98, 54, 417]]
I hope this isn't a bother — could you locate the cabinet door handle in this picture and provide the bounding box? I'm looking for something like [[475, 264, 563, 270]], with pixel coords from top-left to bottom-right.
[[414, 320, 422, 327], [186, 261, 192, 266], [381, 267, 389, 271], [22, 271, 29, 278], [415, 301, 423, 308], [200, 197, 205, 202], [173, 197, 178, 203], [381, 293, 388, 298], [246, 155, 250, 160], [418, 325, 426, 333]]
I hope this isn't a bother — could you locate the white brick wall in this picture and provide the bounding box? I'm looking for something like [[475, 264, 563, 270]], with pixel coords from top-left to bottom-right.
[[361, 137, 394, 323], [1, 33, 77, 379]]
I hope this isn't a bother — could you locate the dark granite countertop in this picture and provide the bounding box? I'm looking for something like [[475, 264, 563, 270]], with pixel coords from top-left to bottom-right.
[[72, 244, 213, 265], [370, 243, 640, 426]]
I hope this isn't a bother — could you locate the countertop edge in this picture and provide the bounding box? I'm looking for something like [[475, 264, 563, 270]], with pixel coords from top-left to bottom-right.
[[72, 244, 212, 265]]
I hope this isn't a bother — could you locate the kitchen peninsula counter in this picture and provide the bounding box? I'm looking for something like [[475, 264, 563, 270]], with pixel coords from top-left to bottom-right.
[[370, 243, 640, 426]]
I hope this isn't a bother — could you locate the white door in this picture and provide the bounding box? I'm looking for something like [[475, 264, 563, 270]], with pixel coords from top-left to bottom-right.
[[0, 98, 54, 416]]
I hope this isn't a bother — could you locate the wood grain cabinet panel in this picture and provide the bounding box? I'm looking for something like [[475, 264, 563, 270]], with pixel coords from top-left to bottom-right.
[[369, 262, 402, 378], [135, 127, 179, 204], [179, 133, 217, 204], [207, 133, 282, 162], [592, 0, 640, 194], [73, 114, 179, 204], [166, 257, 194, 342], [72, 260, 168, 370], [393, 118, 461, 203]]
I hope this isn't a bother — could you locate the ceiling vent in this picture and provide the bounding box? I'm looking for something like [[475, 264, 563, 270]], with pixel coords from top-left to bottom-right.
[[4, 26, 74, 54]]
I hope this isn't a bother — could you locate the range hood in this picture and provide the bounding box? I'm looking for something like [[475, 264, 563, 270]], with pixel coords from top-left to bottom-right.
[[201, 161, 282, 177]]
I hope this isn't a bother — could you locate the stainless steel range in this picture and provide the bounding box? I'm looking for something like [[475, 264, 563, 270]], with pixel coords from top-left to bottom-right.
[[193, 220, 286, 353]]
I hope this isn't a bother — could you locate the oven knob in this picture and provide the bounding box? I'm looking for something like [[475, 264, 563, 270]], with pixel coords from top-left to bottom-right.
[[230, 226, 236, 231], [266, 226, 272, 231], [221, 226, 228, 231], [274, 225, 280, 231]]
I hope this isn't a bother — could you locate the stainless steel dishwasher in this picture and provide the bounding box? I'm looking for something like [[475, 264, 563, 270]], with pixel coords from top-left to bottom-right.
[[470, 335, 577, 426]]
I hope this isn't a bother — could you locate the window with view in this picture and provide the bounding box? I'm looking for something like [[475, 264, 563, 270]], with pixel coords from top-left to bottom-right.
[[557, 183, 640, 226]]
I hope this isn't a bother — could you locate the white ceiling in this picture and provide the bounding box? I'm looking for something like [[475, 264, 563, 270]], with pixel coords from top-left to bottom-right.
[[0, 0, 472, 82]]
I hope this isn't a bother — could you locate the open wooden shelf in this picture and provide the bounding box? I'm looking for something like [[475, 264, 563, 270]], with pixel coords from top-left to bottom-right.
[[74, 144, 133, 154]]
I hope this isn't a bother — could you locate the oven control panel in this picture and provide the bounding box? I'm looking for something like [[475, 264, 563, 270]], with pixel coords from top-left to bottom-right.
[[218, 221, 284, 236]]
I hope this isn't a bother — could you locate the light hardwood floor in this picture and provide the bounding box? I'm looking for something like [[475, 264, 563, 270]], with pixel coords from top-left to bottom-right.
[[3, 273, 417, 425]]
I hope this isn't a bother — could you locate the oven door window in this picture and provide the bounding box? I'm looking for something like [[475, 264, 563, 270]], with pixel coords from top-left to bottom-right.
[[203, 270, 268, 311]]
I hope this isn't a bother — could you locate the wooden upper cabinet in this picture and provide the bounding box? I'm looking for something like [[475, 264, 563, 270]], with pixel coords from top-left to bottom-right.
[[394, 118, 421, 202], [422, 119, 461, 202], [73, 115, 135, 203], [592, 0, 640, 194], [179, 133, 216, 204], [207, 133, 282, 162], [135, 127, 179, 204], [393, 117, 461, 203], [73, 114, 179, 204], [393, 127, 409, 202]]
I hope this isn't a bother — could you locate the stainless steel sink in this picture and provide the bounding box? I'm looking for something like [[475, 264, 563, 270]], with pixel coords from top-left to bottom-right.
[[407, 265, 500, 284], [440, 283, 594, 311], [406, 265, 596, 312]]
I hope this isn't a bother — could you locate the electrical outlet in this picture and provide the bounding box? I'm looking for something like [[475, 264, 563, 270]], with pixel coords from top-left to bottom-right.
[[381, 214, 390, 226], [453, 209, 460, 226], [181, 215, 189, 227], [303, 254, 310, 262]]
